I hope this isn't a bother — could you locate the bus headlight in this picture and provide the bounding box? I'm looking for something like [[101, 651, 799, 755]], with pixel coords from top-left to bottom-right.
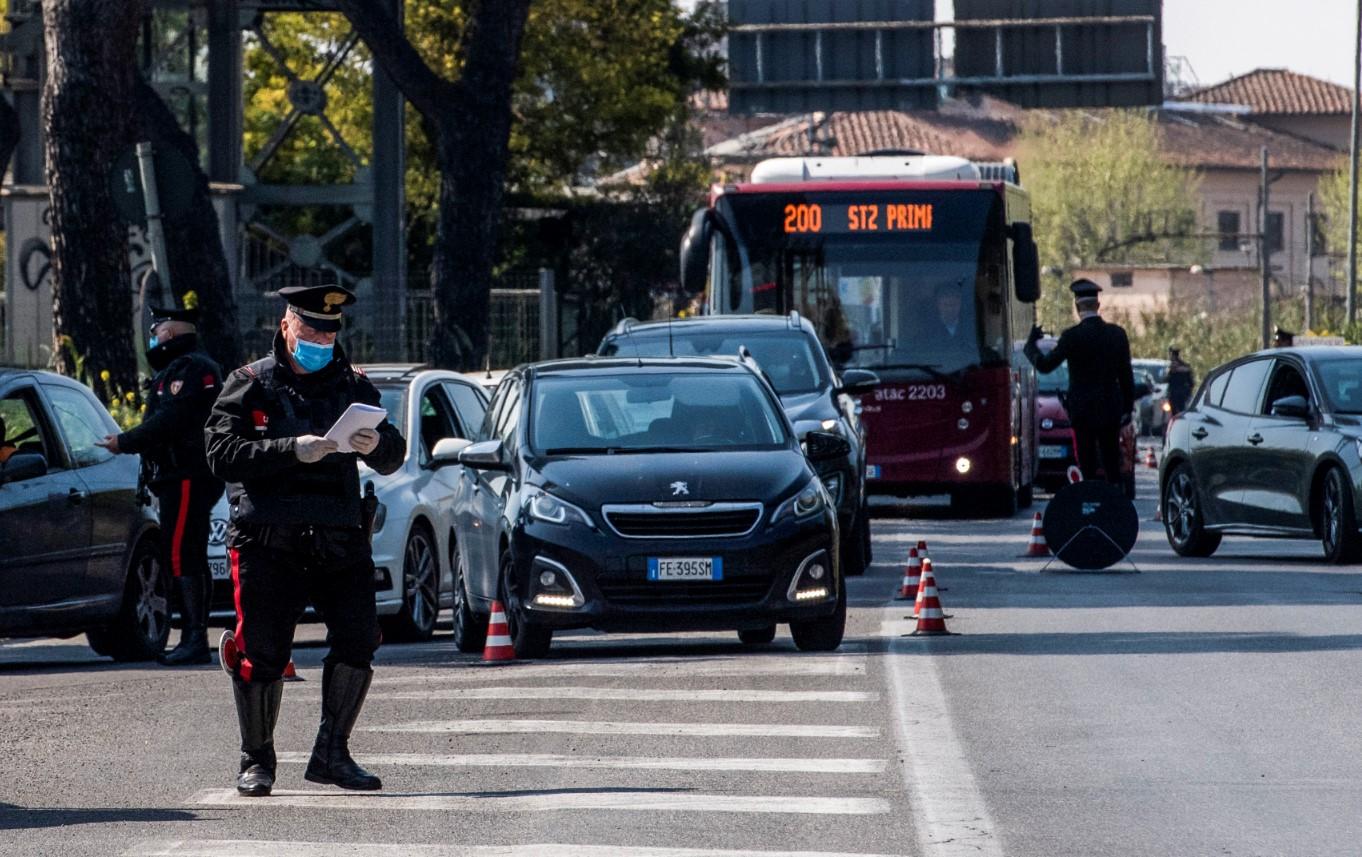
[[955, 457, 972, 474]]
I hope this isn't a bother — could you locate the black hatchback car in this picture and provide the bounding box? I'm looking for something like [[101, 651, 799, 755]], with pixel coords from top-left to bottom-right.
[[440, 357, 847, 657], [1162, 347, 1362, 563], [598, 314, 878, 574]]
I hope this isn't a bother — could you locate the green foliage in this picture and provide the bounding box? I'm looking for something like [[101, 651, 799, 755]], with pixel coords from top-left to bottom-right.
[[1319, 156, 1357, 278], [59, 337, 143, 430], [1018, 111, 1207, 331]]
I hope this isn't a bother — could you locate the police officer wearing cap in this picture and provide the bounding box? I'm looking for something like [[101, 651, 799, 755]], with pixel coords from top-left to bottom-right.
[[1025, 279, 1135, 485], [1273, 326, 1295, 348], [97, 305, 225, 666], [204, 284, 405, 797]]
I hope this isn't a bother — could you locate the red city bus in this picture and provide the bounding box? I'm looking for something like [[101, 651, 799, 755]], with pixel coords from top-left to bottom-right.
[[679, 156, 1042, 515]]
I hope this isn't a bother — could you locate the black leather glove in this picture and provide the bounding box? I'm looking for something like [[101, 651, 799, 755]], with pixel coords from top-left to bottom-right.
[[1026, 325, 1043, 345]]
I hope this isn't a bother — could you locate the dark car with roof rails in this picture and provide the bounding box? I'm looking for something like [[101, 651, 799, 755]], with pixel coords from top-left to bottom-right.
[[1161, 346, 1362, 563], [597, 313, 877, 575], [439, 356, 848, 657]]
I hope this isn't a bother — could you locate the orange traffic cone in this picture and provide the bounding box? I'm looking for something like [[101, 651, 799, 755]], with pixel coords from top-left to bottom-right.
[[282, 660, 303, 682], [1020, 512, 1050, 557], [482, 600, 516, 663], [1144, 447, 1158, 468], [896, 548, 922, 600], [916, 539, 929, 556], [911, 559, 952, 636]]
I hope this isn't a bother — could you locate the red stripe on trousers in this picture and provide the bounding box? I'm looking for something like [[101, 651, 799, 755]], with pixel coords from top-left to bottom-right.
[[229, 547, 253, 682], [170, 479, 191, 578]]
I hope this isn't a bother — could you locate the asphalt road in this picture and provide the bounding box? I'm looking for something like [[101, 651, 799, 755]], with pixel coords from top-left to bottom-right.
[[4, 466, 1362, 857]]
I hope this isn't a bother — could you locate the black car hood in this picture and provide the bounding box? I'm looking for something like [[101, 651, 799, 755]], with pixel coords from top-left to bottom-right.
[[780, 390, 836, 425], [532, 450, 811, 509]]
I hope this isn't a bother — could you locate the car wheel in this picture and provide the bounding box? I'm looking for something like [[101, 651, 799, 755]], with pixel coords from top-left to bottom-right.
[[498, 552, 552, 658], [1320, 468, 1362, 564], [789, 584, 846, 652], [382, 524, 440, 642], [1163, 463, 1221, 557], [738, 625, 776, 645], [451, 540, 487, 654], [86, 536, 170, 661]]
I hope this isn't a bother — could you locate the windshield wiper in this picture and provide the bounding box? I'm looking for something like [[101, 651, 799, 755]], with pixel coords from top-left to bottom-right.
[[542, 445, 709, 456]]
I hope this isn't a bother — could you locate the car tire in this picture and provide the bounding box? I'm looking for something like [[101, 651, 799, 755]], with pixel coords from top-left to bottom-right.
[[1320, 467, 1362, 565], [86, 536, 170, 661], [498, 553, 552, 659], [789, 584, 846, 652], [382, 524, 440, 642], [738, 625, 776, 645], [451, 540, 487, 654], [1163, 463, 1221, 558]]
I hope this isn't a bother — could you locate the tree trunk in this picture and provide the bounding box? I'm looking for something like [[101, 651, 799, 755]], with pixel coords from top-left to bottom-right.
[[339, 0, 531, 370], [133, 78, 243, 371], [41, 0, 144, 397]]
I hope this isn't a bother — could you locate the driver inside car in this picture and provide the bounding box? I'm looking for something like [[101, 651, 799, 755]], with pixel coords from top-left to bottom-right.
[[0, 415, 15, 464]]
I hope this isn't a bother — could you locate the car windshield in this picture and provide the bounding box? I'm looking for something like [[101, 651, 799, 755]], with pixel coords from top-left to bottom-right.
[[1315, 359, 1362, 414], [531, 371, 789, 455], [603, 330, 827, 395]]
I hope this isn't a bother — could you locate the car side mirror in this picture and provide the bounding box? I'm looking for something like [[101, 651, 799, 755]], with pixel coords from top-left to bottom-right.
[[679, 207, 712, 294], [430, 437, 472, 469], [802, 430, 851, 463], [1269, 395, 1310, 420], [837, 368, 880, 396], [1010, 222, 1041, 304], [0, 452, 48, 485], [458, 439, 511, 471]]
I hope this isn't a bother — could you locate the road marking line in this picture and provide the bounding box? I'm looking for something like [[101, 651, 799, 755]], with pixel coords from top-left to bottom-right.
[[363, 719, 879, 738], [379, 687, 877, 703], [884, 614, 1004, 857], [273, 751, 887, 774], [370, 656, 867, 686], [126, 839, 902, 857], [184, 788, 890, 815]]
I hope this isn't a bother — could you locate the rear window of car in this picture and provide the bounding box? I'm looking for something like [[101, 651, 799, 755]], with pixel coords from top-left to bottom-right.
[[1202, 370, 1229, 408], [603, 330, 827, 396], [1219, 360, 1271, 414]]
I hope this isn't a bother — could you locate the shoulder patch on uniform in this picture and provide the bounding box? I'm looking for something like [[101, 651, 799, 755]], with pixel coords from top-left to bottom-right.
[[203, 373, 216, 388]]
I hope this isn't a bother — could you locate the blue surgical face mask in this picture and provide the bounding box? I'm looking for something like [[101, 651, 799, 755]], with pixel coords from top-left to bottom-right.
[[292, 337, 334, 372]]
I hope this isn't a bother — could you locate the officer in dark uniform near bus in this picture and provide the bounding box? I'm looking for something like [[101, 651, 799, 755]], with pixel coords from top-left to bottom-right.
[[1025, 279, 1134, 484], [97, 305, 224, 666], [204, 283, 405, 797]]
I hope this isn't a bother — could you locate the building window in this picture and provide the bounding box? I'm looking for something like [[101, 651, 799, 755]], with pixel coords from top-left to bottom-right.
[[1217, 211, 1241, 251], [1265, 211, 1284, 256], [1110, 271, 1134, 288]]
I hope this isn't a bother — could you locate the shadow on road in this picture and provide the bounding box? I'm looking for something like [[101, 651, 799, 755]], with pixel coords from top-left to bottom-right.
[[0, 803, 197, 830]]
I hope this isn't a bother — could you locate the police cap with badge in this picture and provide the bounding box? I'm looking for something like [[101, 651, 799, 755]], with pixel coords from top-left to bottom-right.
[[1070, 279, 1102, 299], [279, 284, 357, 332]]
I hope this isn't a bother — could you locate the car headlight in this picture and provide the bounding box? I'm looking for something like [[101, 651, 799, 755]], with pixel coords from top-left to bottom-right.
[[772, 479, 827, 525], [525, 487, 595, 528]]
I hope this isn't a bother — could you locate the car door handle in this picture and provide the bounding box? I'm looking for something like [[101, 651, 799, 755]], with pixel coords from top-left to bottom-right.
[[1191, 427, 1208, 440], [1246, 433, 1264, 445], [67, 488, 88, 505]]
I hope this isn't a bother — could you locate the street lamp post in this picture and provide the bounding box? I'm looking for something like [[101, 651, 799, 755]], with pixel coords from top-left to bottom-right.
[[1347, 0, 1362, 323]]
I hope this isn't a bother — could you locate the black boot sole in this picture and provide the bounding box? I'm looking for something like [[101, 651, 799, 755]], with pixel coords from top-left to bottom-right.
[[304, 768, 382, 790]]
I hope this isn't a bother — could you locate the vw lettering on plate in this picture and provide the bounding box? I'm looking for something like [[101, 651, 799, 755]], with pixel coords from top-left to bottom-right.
[[1039, 444, 1070, 459], [648, 556, 723, 581], [209, 558, 229, 580]]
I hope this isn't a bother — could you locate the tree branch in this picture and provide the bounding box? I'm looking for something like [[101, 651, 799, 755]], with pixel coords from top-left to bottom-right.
[[332, 0, 448, 120]]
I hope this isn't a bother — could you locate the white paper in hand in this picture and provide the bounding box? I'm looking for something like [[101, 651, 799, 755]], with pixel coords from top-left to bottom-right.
[[324, 403, 387, 453]]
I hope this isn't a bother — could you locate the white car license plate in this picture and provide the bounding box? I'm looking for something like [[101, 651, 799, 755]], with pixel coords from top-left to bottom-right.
[[1038, 444, 1069, 459], [209, 558, 229, 580], [648, 557, 723, 581]]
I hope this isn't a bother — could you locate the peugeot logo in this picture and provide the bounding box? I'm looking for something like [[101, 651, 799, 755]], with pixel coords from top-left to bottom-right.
[[669, 481, 689, 496], [209, 518, 228, 547]]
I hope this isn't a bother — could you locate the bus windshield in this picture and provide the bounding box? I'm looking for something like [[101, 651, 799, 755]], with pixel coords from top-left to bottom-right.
[[713, 189, 1011, 379]]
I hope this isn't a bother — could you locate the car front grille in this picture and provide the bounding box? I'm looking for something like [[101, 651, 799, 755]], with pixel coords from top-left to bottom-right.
[[598, 579, 773, 606], [602, 504, 763, 538]]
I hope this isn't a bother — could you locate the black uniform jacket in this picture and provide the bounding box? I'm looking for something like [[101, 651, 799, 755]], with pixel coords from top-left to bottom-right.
[[204, 333, 405, 541], [117, 339, 222, 485], [1025, 315, 1135, 427]]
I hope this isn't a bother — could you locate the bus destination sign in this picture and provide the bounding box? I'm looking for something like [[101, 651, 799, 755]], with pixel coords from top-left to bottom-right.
[[783, 202, 934, 235]]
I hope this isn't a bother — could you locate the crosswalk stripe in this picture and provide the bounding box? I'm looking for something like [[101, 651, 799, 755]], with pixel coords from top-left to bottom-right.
[[185, 788, 891, 815], [126, 839, 903, 857], [379, 687, 878, 704], [273, 751, 887, 774], [364, 719, 880, 739], [370, 656, 867, 686]]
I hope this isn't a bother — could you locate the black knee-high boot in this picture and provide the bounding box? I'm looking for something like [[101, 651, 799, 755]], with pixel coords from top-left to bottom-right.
[[233, 678, 283, 797], [304, 662, 381, 790], [161, 576, 211, 665]]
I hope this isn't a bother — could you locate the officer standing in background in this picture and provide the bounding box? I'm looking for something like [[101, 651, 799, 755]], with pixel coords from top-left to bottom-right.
[[1273, 326, 1295, 348], [1025, 279, 1134, 484], [1166, 347, 1194, 416], [97, 305, 224, 666], [204, 283, 404, 798]]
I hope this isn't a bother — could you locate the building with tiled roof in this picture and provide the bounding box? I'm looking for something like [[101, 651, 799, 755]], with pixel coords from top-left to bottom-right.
[[1177, 68, 1354, 150]]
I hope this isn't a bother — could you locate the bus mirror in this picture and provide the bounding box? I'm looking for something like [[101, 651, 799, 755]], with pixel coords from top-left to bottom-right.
[[1011, 223, 1041, 303], [680, 207, 711, 294], [838, 369, 880, 395]]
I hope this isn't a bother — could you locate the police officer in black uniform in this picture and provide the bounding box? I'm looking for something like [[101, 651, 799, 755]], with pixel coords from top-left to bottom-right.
[[1025, 279, 1134, 484], [204, 284, 405, 797], [98, 305, 224, 666]]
